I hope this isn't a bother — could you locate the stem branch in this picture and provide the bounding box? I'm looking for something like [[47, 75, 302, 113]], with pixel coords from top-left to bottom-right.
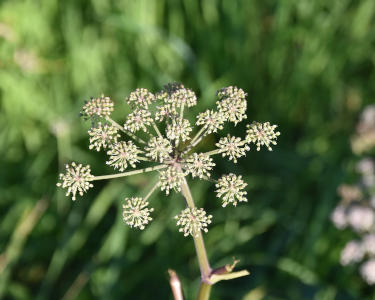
[[105, 116, 146, 145], [92, 165, 167, 181]]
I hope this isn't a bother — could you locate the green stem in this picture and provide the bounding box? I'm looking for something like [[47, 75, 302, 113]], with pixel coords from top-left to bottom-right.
[[182, 126, 207, 156], [105, 116, 146, 145], [197, 283, 212, 300], [143, 181, 160, 201], [202, 149, 222, 156], [180, 103, 185, 123], [179, 175, 212, 299], [92, 165, 167, 181], [151, 120, 163, 138]]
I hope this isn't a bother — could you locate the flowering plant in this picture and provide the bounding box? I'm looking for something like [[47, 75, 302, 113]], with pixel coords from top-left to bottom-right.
[[331, 105, 375, 285], [57, 83, 280, 299]]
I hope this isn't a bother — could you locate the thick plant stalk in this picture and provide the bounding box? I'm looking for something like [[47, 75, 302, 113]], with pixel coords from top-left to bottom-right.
[[179, 176, 212, 299], [197, 283, 212, 300]]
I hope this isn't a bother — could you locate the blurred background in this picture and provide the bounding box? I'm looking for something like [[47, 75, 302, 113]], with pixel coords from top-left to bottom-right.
[[1, 0, 375, 299]]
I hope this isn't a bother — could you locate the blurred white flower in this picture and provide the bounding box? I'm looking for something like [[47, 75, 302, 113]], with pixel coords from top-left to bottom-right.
[[360, 259, 375, 285], [340, 241, 364, 266], [331, 205, 347, 229], [363, 234, 375, 255], [356, 158, 375, 175], [347, 206, 374, 232]]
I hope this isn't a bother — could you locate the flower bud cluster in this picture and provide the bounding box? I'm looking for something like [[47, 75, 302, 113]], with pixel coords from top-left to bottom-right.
[[216, 135, 250, 163], [215, 174, 248, 207], [106, 141, 142, 171], [56, 162, 94, 201], [125, 88, 155, 108], [124, 108, 152, 133], [246, 121, 280, 151], [157, 82, 197, 107], [88, 123, 119, 151], [159, 166, 184, 195], [175, 207, 212, 237], [122, 197, 154, 230], [183, 153, 215, 179], [81, 95, 114, 119]]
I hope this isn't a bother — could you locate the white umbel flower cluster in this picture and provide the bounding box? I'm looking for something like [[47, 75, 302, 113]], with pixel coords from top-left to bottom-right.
[[56, 162, 94, 201], [216, 135, 250, 163], [122, 197, 154, 230], [246, 121, 280, 151], [106, 141, 142, 171], [145, 137, 173, 163], [184, 153, 215, 179], [340, 241, 364, 265], [166, 118, 192, 145], [88, 122, 119, 151], [81, 95, 114, 119], [215, 174, 248, 207], [124, 108, 152, 133], [196, 109, 225, 135], [175, 207, 212, 237], [159, 166, 184, 195], [360, 259, 375, 285], [58, 83, 280, 235], [157, 82, 197, 107], [125, 88, 155, 108], [155, 104, 178, 122], [217, 86, 247, 125]]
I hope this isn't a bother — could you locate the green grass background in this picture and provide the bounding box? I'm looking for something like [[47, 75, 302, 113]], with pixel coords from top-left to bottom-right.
[[1, 0, 375, 299]]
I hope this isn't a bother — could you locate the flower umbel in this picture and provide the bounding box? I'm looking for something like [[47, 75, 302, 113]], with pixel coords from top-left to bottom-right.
[[81, 95, 114, 119], [157, 82, 197, 107], [196, 109, 225, 135], [166, 118, 192, 144], [183, 153, 215, 179], [216, 86, 247, 125], [58, 84, 280, 234], [145, 136, 173, 163], [159, 166, 184, 195], [175, 207, 212, 237], [246, 121, 280, 151], [216, 174, 248, 207], [122, 197, 154, 230], [56, 162, 94, 201], [106, 141, 142, 171], [216, 135, 250, 163], [125, 88, 155, 109], [124, 108, 152, 133], [88, 122, 119, 151]]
